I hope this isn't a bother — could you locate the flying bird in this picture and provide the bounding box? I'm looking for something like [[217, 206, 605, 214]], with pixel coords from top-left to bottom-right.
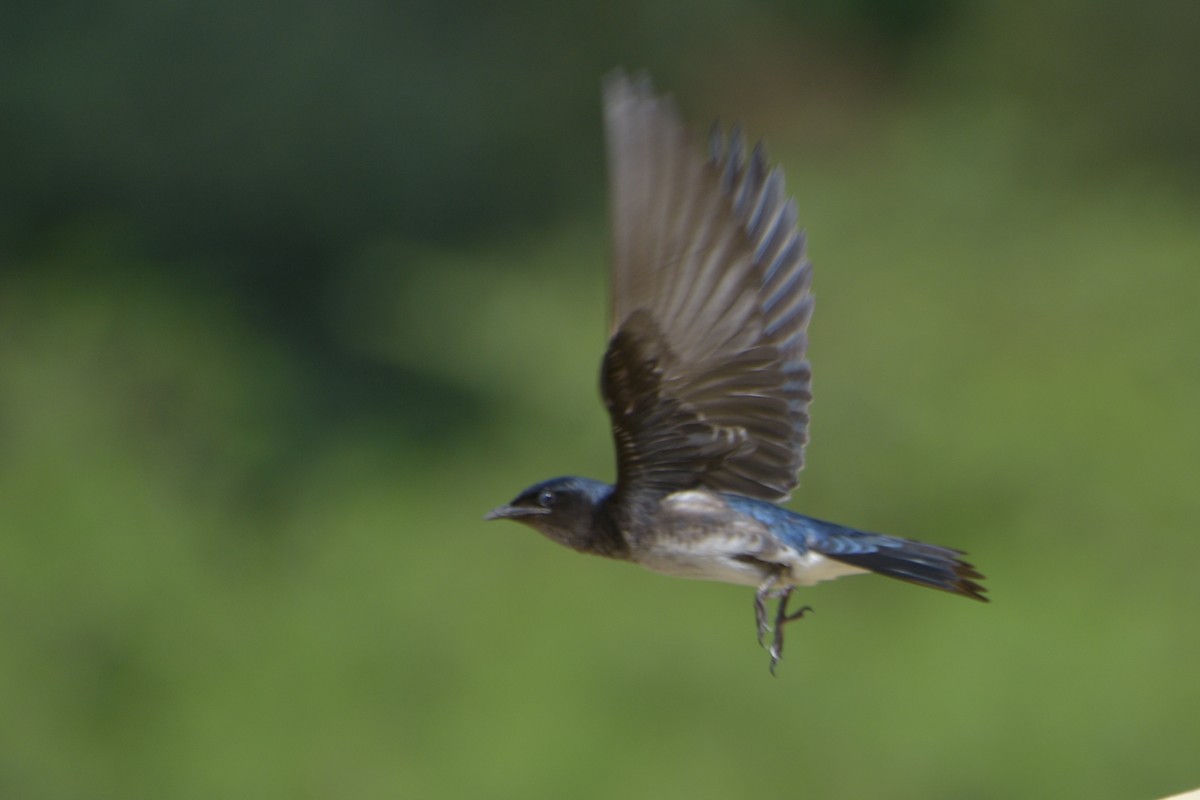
[[486, 71, 987, 673]]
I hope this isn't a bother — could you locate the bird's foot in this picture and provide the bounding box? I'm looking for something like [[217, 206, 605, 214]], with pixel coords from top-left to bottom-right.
[[754, 588, 771, 648], [754, 582, 813, 675]]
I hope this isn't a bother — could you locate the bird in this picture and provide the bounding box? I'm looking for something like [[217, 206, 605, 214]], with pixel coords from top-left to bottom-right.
[[486, 71, 987, 673]]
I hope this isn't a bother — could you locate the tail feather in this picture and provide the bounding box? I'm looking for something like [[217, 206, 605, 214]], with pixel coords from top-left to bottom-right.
[[817, 532, 988, 602]]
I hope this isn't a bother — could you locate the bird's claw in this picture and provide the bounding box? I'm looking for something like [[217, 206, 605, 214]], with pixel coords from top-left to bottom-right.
[[755, 582, 814, 674], [784, 604, 813, 623]]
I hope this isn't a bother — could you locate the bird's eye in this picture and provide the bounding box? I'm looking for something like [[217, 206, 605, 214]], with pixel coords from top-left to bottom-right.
[[537, 488, 556, 508]]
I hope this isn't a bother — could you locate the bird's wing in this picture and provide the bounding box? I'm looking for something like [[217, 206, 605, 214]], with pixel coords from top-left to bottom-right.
[[601, 71, 813, 502]]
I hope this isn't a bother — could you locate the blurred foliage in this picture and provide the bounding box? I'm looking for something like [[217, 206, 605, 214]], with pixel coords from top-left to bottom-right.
[[2, 1, 1200, 799]]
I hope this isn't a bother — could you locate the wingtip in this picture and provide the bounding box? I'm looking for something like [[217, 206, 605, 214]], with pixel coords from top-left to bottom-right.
[[602, 67, 658, 102]]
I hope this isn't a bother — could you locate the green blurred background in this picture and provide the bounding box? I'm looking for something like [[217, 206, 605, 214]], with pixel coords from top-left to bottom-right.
[[2, 1, 1199, 798]]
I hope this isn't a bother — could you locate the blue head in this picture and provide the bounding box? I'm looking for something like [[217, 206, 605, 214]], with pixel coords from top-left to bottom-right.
[[485, 476, 615, 554]]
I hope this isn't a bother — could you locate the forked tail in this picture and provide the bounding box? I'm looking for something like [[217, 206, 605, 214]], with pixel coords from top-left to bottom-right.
[[814, 525, 988, 602]]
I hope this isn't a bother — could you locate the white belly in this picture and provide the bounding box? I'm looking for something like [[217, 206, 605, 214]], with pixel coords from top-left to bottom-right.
[[632, 491, 868, 588], [637, 542, 867, 588]]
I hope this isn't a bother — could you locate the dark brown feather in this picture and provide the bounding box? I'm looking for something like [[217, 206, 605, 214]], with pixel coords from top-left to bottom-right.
[[602, 71, 813, 501]]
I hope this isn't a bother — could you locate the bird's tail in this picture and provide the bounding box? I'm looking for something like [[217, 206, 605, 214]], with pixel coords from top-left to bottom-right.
[[813, 524, 988, 602]]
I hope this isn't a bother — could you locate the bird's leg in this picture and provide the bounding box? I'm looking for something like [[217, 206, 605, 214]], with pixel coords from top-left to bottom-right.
[[754, 574, 781, 648], [754, 571, 813, 673], [768, 587, 813, 674]]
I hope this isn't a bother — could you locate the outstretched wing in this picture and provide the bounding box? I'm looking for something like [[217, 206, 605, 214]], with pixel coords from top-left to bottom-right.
[[601, 71, 813, 502]]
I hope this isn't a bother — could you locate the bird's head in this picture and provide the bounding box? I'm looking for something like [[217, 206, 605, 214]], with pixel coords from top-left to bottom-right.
[[485, 476, 613, 553]]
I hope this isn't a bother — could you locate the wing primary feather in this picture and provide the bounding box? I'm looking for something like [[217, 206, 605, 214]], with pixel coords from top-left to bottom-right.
[[766, 294, 814, 341], [733, 140, 767, 221], [760, 240, 806, 316], [657, 183, 725, 334], [708, 121, 723, 164], [746, 162, 783, 242], [721, 126, 745, 193], [753, 194, 795, 280]]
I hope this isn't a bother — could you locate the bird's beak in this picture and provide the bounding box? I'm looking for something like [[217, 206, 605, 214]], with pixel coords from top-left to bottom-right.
[[483, 505, 514, 521], [483, 505, 549, 521]]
